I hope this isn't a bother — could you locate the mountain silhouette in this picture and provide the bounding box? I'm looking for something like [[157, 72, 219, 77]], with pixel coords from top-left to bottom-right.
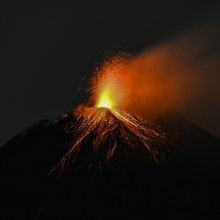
[[0, 111, 219, 219]]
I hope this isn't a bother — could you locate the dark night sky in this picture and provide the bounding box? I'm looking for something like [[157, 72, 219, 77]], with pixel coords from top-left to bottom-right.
[[0, 1, 219, 146]]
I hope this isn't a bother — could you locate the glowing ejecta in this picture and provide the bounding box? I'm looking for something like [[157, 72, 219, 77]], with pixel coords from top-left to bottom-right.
[[96, 87, 114, 109], [91, 56, 131, 110], [50, 56, 166, 174]]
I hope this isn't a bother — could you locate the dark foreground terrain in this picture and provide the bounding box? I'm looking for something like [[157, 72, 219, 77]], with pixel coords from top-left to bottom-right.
[[0, 111, 220, 219]]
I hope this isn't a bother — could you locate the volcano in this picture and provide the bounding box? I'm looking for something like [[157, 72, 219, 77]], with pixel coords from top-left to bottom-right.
[[0, 111, 220, 219], [49, 107, 166, 175]]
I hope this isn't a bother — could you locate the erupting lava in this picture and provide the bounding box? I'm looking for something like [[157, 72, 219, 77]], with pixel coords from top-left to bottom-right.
[[51, 56, 166, 174], [96, 89, 113, 109]]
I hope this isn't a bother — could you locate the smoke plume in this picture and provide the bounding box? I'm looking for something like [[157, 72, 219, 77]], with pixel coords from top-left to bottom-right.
[[92, 18, 220, 125]]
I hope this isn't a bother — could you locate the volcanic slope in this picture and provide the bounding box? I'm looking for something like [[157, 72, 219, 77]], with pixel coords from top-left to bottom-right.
[[0, 111, 220, 219]]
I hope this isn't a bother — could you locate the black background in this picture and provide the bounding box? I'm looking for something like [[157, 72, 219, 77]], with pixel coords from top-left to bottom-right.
[[0, 1, 219, 145]]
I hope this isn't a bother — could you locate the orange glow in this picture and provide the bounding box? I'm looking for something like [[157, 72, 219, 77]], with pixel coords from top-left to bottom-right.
[[50, 55, 167, 174], [90, 55, 130, 110], [96, 88, 113, 109]]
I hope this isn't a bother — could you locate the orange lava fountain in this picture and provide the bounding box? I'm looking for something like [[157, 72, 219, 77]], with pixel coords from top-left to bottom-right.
[[50, 56, 166, 174]]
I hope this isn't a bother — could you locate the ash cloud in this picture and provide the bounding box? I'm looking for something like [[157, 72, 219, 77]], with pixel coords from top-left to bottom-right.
[[122, 18, 220, 133]]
